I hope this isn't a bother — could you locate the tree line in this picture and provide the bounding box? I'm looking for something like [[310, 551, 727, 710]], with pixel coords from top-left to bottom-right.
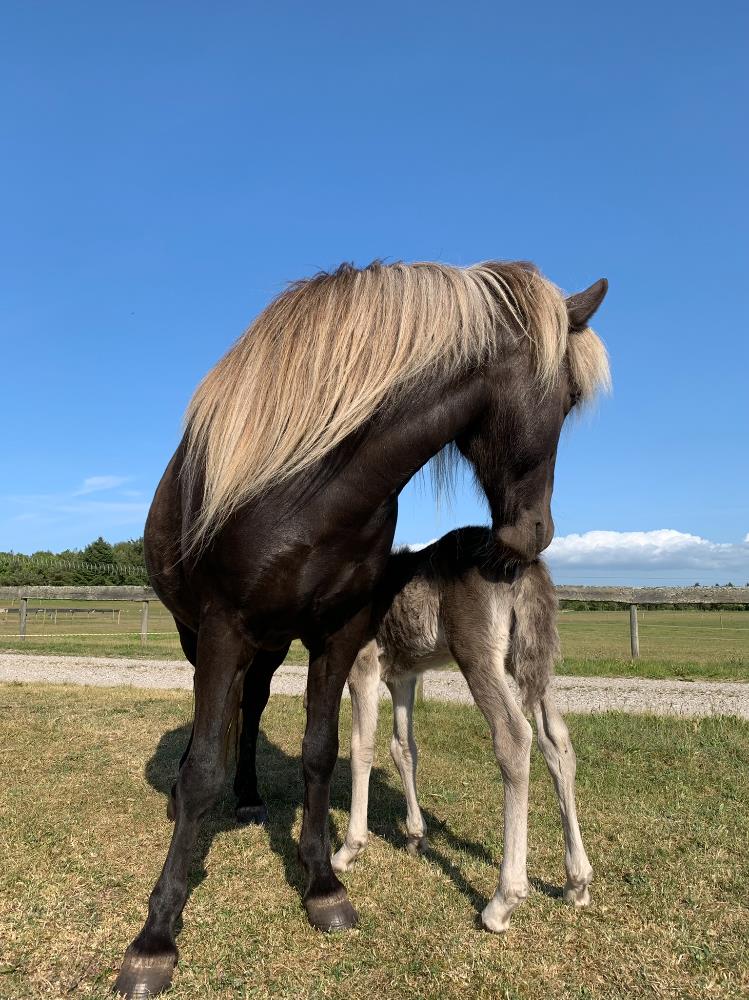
[[0, 538, 147, 586]]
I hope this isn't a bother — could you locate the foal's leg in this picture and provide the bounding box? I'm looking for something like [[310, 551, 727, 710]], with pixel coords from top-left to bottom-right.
[[387, 674, 428, 856], [332, 642, 381, 873], [449, 596, 532, 933], [114, 614, 252, 998], [301, 611, 370, 931], [234, 644, 290, 825], [533, 692, 593, 906], [461, 658, 532, 932]]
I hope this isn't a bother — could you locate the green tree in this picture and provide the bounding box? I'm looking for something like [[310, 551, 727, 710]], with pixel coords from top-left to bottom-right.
[[75, 537, 116, 585]]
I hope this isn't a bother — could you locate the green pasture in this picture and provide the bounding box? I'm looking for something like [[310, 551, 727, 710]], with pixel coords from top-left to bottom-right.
[[0, 598, 747, 681], [0, 685, 747, 999]]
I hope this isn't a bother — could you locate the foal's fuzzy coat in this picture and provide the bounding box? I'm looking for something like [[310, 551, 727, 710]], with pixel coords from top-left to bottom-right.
[[332, 527, 593, 930]]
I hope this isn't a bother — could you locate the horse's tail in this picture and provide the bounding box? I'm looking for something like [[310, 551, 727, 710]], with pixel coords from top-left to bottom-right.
[[507, 559, 560, 710]]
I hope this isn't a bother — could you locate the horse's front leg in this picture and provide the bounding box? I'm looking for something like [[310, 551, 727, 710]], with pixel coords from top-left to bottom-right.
[[234, 645, 290, 825], [301, 609, 370, 931]]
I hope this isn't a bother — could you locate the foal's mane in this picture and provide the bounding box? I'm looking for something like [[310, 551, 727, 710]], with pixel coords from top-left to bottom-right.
[[183, 260, 609, 551]]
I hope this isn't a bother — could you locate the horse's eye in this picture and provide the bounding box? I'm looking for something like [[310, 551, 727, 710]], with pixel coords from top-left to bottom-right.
[[569, 390, 581, 409]]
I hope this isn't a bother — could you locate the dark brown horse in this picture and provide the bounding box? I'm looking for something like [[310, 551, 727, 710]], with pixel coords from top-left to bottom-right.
[[114, 260, 609, 997]]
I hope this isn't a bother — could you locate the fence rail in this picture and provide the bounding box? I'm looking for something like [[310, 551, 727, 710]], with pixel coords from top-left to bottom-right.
[[555, 585, 749, 605], [1, 585, 748, 655], [2, 584, 747, 605], [0, 586, 157, 644]]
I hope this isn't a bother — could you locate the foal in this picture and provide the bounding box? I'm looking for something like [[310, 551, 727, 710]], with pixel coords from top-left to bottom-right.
[[330, 527, 593, 930]]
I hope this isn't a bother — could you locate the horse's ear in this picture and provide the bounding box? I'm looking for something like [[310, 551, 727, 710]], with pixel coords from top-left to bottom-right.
[[566, 278, 608, 330]]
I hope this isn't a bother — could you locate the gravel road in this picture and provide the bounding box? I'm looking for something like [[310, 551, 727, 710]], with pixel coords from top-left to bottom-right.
[[1, 652, 747, 719]]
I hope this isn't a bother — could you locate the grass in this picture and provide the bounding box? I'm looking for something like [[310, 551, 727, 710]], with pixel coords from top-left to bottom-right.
[[1, 603, 747, 681], [0, 684, 747, 999]]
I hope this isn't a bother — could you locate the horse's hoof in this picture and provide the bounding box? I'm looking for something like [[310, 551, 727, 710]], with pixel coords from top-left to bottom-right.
[[236, 804, 268, 826], [304, 889, 359, 932], [406, 834, 429, 857], [113, 945, 177, 998]]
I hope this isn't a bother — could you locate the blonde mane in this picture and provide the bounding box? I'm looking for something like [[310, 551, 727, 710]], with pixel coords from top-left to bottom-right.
[[182, 260, 609, 551]]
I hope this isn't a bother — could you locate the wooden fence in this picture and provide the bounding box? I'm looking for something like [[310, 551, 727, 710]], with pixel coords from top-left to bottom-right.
[[0, 586, 156, 645], [0, 584, 747, 655]]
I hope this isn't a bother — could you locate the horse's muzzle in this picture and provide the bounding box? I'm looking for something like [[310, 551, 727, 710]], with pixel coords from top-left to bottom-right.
[[495, 514, 554, 563]]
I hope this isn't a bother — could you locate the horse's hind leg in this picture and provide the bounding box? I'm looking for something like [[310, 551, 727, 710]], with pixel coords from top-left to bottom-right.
[[332, 642, 381, 873], [166, 621, 198, 821], [114, 613, 253, 998], [387, 674, 428, 856], [234, 644, 290, 824], [533, 692, 593, 906], [301, 610, 370, 932]]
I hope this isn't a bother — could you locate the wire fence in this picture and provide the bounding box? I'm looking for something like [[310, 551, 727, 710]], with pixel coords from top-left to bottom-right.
[[0, 590, 747, 669]]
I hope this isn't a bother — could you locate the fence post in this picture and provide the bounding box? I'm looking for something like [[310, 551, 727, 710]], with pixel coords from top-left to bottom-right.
[[140, 600, 149, 645], [19, 597, 28, 640], [629, 603, 640, 658]]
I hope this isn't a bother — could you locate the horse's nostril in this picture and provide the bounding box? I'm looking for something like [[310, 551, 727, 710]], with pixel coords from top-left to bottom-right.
[[535, 521, 545, 547]]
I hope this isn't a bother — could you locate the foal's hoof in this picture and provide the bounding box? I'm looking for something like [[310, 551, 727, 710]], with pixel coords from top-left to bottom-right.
[[563, 882, 591, 907], [304, 889, 359, 932], [480, 887, 528, 934], [113, 945, 177, 998], [236, 803, 268, 826], [406, 834, 429, 857]]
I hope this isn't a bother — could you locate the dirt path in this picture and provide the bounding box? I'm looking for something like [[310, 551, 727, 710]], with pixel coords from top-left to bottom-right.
[[1, 651, 747, 719]]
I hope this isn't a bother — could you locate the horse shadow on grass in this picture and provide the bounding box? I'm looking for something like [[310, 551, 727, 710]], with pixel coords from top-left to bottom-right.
[[143, 720, 560, 924]]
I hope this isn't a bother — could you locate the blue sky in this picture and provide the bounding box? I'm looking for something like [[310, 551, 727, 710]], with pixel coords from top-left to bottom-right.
[[1, 2, 747, 583]]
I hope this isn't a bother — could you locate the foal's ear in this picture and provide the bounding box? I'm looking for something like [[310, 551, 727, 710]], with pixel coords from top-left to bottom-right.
[[565, 278, 608, 330]]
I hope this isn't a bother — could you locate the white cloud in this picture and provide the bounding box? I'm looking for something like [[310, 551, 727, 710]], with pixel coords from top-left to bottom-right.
[[546, 529, 749, 577], [404, 539, 437, 552], [74, 475, 132, 496]]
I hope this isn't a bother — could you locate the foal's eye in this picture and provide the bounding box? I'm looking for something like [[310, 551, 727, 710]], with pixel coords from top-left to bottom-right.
[[568, 389, 581, 409]]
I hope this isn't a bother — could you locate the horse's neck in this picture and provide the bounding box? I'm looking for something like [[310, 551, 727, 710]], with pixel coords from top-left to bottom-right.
[[352, 371, 487, 503]]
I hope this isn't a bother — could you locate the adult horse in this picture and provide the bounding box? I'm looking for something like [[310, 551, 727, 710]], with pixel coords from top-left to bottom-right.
[[114, 260, 609, 997]]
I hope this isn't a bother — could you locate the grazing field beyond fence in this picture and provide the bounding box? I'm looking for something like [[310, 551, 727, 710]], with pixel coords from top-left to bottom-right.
[[0, 685, 747, 1000], [1, 584, 748, 681]]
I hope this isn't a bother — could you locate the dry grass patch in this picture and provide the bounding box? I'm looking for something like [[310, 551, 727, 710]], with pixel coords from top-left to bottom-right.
[[0, 685, 747, 999]]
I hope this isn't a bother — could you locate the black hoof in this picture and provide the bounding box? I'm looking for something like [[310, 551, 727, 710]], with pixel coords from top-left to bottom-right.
[[113, 945, 177, 998], [304, 889, 359, 932], [236, 803, 268, 826]]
